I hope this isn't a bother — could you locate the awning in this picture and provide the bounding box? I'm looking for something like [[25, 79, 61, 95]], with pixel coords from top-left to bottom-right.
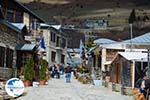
[[16, 44, 36, 51]]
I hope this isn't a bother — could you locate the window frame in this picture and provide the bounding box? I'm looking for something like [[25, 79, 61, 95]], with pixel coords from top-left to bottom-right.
[[51, 51, 56, 62]]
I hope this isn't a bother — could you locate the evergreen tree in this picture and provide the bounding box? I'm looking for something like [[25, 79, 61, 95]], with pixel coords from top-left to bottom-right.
[[24, 57, 34, 81], [128, 9, 136, 24], [86, 32, 94, 48]]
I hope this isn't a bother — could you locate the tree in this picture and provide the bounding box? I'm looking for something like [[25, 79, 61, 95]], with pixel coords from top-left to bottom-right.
[[86, 32, 94, 48], [39, 58, 47, 80], [24, 57, 34, 81], [128, 9, 136, 24]]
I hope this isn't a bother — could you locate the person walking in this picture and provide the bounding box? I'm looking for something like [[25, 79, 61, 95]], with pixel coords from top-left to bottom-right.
[[65, 65, 72, 83], [59, 64, 64, 75], [49, 64, 56, 78], [56, 64, 60, 79], [136, 73, 150, 100]]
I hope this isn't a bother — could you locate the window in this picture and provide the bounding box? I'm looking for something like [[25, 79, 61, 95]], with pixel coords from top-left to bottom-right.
[[0, 47, 5, 67], [50, 32, 56, 42], [6, 48, 13, 68], [2, 8, 7, 17], [56, 36, 60, 47], [22, 53, 32, 67], [51, 51, 56, 62], [16, 51, 23, 68], [61, 54, 65, 64], [31, 19, 39, 30], [7, 10, 14, 22], [15, 11, 23, 23], [61, 38, 66, 48]]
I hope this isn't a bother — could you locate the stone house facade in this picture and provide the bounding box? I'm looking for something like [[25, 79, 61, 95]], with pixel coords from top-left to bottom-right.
[[40, 24, 68, 66]]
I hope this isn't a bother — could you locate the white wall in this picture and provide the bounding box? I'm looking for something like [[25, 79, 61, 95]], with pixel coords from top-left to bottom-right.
[[23, 13, 30, 29], [101, 48, 106, 71], [41, 27, 68, 66]]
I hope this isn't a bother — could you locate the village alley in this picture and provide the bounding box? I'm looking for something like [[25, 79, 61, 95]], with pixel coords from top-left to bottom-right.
[[16, 75, 134, 100]]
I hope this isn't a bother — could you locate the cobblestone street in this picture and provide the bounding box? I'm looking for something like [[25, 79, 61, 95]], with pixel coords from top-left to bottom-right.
[[17, 75, 134, 100]]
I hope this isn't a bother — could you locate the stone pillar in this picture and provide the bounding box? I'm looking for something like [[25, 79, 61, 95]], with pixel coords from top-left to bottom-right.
[[101, 48, 106, 71]]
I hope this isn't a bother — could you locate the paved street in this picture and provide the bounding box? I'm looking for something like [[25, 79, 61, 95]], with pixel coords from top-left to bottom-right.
[[17, 75, 134, 100]]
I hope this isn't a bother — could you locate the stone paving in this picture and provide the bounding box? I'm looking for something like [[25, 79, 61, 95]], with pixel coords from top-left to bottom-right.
[[16, 75, 134, 100]]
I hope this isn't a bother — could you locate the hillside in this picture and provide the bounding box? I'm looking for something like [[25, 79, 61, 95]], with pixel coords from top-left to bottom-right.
[[20, 0, 150, 47], [21, 0, 150, 26]]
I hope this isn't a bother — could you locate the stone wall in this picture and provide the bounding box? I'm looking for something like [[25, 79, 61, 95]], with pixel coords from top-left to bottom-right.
[[0, 24, 25, 47], [0, 24, 25, 79], [0, 67, 12, 79]]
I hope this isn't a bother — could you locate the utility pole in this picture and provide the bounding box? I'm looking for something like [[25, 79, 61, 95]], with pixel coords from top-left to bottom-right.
[[130, 23, 133, 51], [147, 49, 150, 78], [143, 49, 150, 78]]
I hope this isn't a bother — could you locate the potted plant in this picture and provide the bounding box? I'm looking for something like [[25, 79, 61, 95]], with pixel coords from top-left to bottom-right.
[[39, 58, 47, 85], [23, 57, 34, 86]]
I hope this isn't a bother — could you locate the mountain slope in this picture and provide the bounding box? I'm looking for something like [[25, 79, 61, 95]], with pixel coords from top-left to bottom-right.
[[20, 0, 150, 48], [22, 0, 150, 27]]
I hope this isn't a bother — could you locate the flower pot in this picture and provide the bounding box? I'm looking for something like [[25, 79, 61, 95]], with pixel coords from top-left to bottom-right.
[[39, 80, 46, 85], [24, 80, 32, 87]]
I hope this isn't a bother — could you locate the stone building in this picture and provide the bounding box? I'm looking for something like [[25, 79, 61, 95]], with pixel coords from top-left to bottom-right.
[[40, 24, 68, 66], [0, 0, 45, 79]]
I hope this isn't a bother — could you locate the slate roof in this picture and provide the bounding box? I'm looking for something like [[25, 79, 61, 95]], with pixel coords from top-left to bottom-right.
[[118, 52, 147, 61], [123, 32, 150, 45], [110, 52, 148, 65], [11, 23, 26, 30], [94, 38, 116, 44], [16, 44, 36, 51], [0, 20, 22, 33], [96, 33, 150, 50]]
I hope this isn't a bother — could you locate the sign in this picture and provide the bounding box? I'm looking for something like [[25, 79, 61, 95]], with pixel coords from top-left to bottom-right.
[[5, 78, 24, 97]]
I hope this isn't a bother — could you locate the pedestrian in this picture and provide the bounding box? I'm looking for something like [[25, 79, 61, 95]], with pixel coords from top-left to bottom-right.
[[65, 65, 72, 83], [59, 63, 64, 75], [56, 64, 60, 79], [135, 73, 150, 100], [49, 64, 56, 78]]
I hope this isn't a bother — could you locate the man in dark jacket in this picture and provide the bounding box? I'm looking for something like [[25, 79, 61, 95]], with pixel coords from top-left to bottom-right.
[[136, 74, 150, 100], [49, 64, 57, 78]]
